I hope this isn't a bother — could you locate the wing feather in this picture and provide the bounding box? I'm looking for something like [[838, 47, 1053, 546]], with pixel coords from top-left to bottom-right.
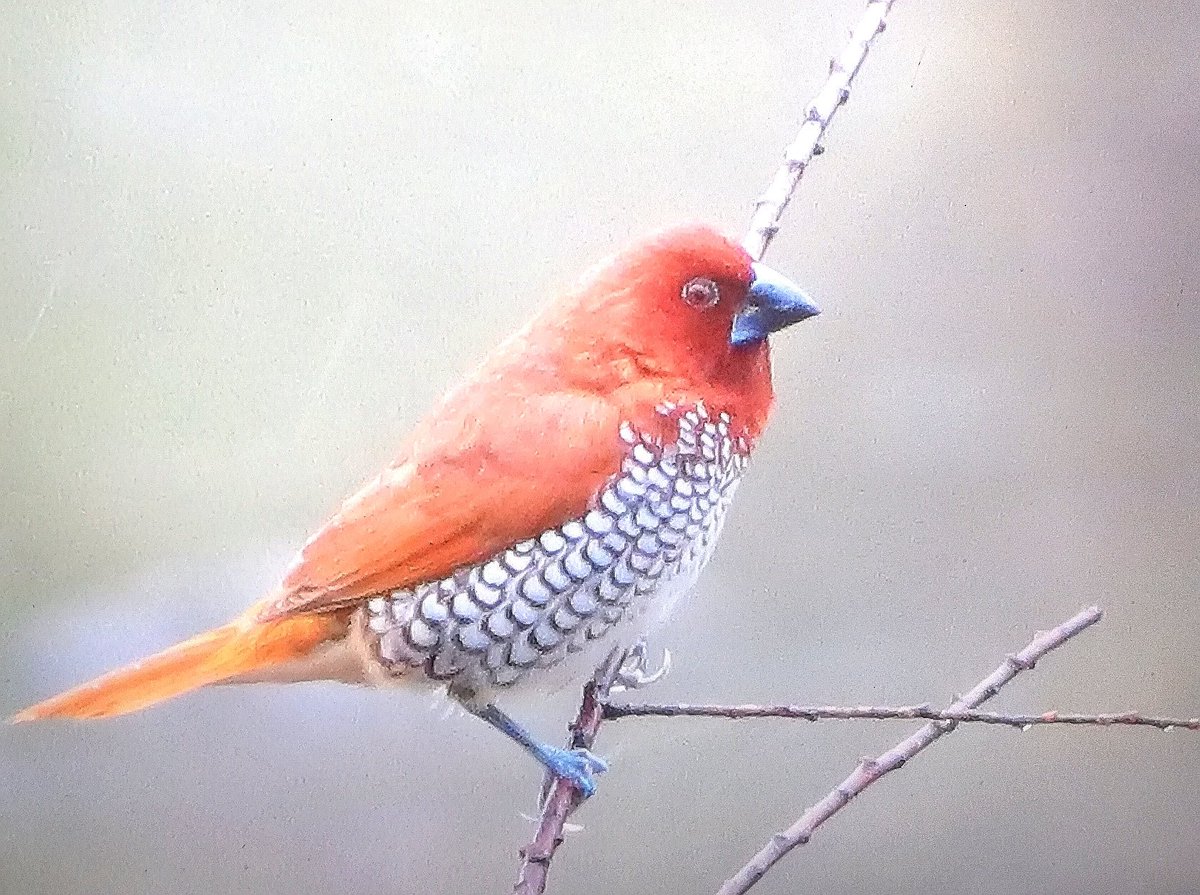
[[254, 388, 626, 622]]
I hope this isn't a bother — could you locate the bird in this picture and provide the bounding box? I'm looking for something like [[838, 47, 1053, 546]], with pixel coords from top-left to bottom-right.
[[11, 223, 819, 796]]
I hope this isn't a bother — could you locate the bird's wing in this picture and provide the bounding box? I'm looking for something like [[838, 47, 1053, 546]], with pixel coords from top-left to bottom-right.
[[252, 389, 632, 622]]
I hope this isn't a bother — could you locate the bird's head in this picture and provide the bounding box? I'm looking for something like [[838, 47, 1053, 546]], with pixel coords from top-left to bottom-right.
[[532, 224, 819, 437]]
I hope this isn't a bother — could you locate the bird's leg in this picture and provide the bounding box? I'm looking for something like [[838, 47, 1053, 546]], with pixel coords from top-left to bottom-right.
[[611, 638, 672, 692], [453, 689, 608, 798]]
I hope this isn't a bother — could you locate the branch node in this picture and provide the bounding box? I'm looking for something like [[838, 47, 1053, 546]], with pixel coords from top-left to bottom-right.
[[1007, 653, 1036, 671]]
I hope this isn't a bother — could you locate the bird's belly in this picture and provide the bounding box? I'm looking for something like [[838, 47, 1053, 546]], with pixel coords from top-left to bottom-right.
[[358, 405, 748, 698]]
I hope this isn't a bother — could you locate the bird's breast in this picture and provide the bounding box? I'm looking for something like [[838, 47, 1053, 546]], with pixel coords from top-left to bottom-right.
[[358, 402, 750, 695]]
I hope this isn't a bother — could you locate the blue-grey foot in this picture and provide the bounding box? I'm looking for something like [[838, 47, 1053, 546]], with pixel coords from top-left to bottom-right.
[[461, 699, 611, 798], [533, 744, 609, 797]]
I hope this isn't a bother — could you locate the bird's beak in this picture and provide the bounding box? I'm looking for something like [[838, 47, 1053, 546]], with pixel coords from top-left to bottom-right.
[[730, 262, 821, 346]]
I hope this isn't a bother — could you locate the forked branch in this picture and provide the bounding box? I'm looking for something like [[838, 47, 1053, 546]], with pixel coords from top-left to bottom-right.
[[713, 606, 1105, 895], [511, 4, 904, 892]]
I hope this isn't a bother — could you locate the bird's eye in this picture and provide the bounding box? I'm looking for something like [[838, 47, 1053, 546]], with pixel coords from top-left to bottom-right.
[[681, 277, 720, 309]]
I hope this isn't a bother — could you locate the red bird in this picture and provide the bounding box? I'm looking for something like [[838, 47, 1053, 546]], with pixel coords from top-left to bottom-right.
[[13, 224, 818, 795]]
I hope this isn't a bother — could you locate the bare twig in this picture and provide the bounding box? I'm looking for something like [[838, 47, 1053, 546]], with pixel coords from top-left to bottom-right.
[[714, 606, 1105, 895], [512, 652, 622, 895], [743, 0, 898, 261], [513, 5, 905, 892], [603, 702, 1200, 732]]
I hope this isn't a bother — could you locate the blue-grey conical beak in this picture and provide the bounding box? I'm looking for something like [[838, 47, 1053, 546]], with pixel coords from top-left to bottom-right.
[[730, 262, 821, 346]]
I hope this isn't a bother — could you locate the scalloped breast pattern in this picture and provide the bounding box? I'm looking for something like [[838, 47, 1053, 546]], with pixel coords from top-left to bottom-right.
[[364, 402, 750, 691]]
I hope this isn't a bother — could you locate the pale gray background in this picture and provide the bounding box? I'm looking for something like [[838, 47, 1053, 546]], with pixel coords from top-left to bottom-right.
[[2, 2, 1198, 894]]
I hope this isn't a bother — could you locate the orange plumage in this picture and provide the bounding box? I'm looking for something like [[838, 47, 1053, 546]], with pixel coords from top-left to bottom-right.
[[11, 612, 349, 721], [13, 224, 817, 730]]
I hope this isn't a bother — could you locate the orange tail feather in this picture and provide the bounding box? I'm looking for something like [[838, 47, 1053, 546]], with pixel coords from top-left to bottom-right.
[[10, 612, 347, 722]]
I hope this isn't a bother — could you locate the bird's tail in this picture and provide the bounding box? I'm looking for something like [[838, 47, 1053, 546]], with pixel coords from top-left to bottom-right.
[[9, 611, 346, 722]]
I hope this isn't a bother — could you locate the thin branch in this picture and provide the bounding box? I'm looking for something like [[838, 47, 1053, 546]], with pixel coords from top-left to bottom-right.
[[714, 605, 1105, 895], [743, 0, 898, 261], [603, 702, 1200, 732], [513, 5, 904, 892], [512, 652, 622, 895]]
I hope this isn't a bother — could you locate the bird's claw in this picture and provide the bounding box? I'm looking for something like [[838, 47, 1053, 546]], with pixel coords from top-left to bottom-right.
[[611, 640, 672, 692], [538, 745, 608, 799]]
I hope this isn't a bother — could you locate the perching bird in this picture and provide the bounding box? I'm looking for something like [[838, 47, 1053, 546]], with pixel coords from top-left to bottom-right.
[[12, 224, 818, 796]]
